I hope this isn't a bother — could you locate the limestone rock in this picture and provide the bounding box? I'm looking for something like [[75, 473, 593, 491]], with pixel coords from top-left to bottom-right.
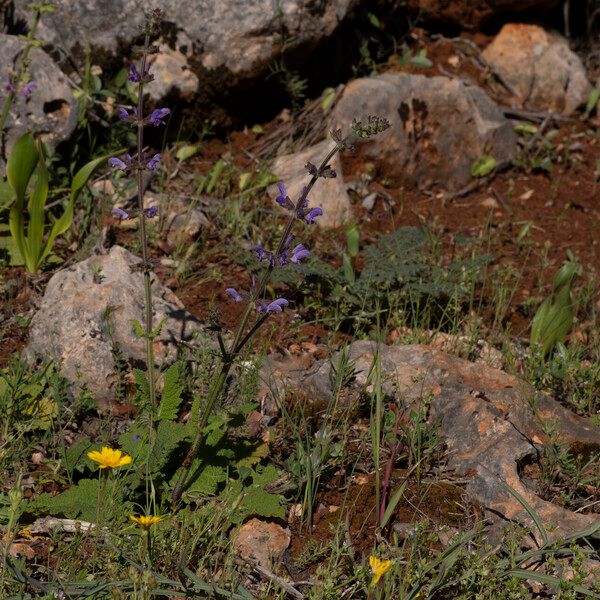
[[234, 518, 291, 569], [25, 246, 208, 408], [12, 0, 360, 105], [330, 73, 516, 191], [269, 139, 352, 228], [0, 33, 77, 156], [269, 341, 600, 540], [482, 24, 591, 115]]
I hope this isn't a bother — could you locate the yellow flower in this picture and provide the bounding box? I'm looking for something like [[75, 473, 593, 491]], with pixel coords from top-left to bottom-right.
[[369, 555, 393, 586], [129, 515, 162, 530], [87, 447, 132, 469]]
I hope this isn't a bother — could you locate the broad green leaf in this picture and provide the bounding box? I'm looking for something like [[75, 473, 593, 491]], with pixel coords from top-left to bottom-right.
[[470, 155, 497, 178], [158, 363, 182, 421], [0, 181, 15, 209], [345, 222, 360, 258], [6, 132, 39, 203], [584, 88, 599, 118], [321, 86, 336, 111], [238, 172, 252, 191], [26, 157, 49, 272], [552, 261, 578, 290]]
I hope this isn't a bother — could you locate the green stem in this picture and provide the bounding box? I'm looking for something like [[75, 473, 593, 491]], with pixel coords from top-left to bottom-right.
[[170, 142, 341, 504]]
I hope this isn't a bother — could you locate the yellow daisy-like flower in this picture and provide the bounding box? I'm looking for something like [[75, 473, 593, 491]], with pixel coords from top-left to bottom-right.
[[87, 447, 132, 469], [129, 515, 162, 530], [369, 555, 393, 586]]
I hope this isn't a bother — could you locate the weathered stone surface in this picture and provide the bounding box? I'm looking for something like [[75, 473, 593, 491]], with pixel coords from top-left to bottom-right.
[[0, 33, 77, 155], [12, 0, 359, 101], [330, 74, 516, 191], [405, 0, 560, 30], [269, 139, 352, 228], [262, 341, 600, 539], [234, 518, 291, 569], [482, 24, 591, 115], [25, 246, 208, 408]]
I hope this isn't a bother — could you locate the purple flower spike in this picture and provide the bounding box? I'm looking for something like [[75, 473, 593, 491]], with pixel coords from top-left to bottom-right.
[[305, 207, 323, 224], [226, 288, 242, 302], [279, 251, 288, 266], [291, 243, 310, 264], [108, 157, 128, 170], [275, 182, 288, 207], [128, 64, 141, 83], [265, 298, 289, 313], [144, 206, 158, 218], [20, 81, 38, 97], [146, 153, 161, 170], [148, 107, 170, 126], [111, 207, 129, 220]]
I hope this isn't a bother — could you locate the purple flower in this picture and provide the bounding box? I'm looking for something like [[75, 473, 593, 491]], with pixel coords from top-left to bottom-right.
[[265, 298, 289, 313], [226, 288, 242, 302], [111, 207, 129, 220], [118, 107, 130, 121], [132, 434, 141, 442], [20, 81, 38, 97], [279, 251, 288, 266], [108, 157, 128, 170], [146, 153, 161, 170], [305, 207, 323, 224], [252, 244, 267, 262], [5, 82, 14, 93], [291, 243, 310, 264], [144, 206, 158, 218], [148, 107, 170, 126], [108, 153, 132, 171], [275, 182, 288, 207], [128, 64, 141, 83]]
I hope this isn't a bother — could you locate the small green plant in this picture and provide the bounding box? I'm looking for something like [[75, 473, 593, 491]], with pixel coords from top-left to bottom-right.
[[1, 132, 109, 271], [512, 123, 563, 173], [530, 258, 579, 356]]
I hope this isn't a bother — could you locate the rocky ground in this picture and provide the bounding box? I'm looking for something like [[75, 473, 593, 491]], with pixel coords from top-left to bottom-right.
[[0, 1, 599, 598]]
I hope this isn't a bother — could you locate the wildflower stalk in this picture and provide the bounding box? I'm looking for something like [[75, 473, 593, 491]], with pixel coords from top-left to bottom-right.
[[171, 142, 341, 504], [135, 32, 157, 414]]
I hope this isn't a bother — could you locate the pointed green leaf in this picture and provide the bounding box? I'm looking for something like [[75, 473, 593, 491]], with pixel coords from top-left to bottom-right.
[[6, 132, 39, 204], [26, 158, 49, 273]]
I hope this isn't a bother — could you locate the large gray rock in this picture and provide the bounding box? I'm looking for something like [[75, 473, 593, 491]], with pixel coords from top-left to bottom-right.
[[25, 246, 208, 408], [269, 139, 352, 228], [482, 24, 591, 115], [259, 341, 600, 540], [12, 0, 359, 99], [0, 33, 77, 155], [330, 73, 516, 191]]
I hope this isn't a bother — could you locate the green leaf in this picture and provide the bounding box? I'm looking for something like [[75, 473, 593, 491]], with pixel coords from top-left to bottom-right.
[[345, 222, 360, 258], [25, 157, 49, 273], [6, 132, 39, 204], [157, 363, 183, 421], [238, 172, 252, 192], [0, 181, 15, 209], [409, 55, 433, 68], [175, 144, 198, 161], [514, 123, 538, 136], [470, 155, 497, 178], [321, 87, 336, 111], [584, 88, 599, 119], [132, 319, 144, 338]]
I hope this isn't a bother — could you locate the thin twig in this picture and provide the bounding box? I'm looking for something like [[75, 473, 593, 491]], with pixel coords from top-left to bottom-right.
[[235, 556, 307, 599]]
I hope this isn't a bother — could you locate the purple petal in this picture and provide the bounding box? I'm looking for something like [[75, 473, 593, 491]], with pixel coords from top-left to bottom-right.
[[111, 207, 129, 220], [279, 251, 288, 266], [257, 302, 267, 314], [118, 107, 129, 121], [252, 244, 266, 261], [128, 64, 141, 83], [305, 207, 323, 224], [20, 82, 38, 97], [291, 244, 310, 264], [275, 181, 288, 206], [146, 153, 161, 170], [226, 288, 242, 302], [108, 157, 128, 170], [144, 206, 158, 218], [266, 298, 289, 313], [148, 107, 171, 126]]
